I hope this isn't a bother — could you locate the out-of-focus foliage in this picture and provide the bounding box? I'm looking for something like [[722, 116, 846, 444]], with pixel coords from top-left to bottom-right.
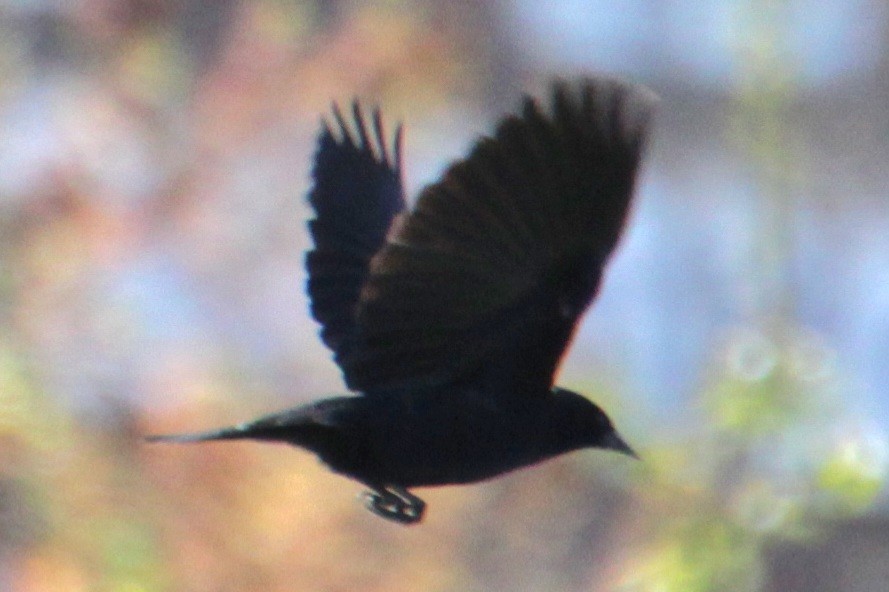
[[611, 325, 884, 592], [1, 1, 887, 591]]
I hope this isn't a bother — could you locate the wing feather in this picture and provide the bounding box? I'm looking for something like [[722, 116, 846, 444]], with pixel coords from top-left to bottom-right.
[[305, 102, 405, 356], [337, 78, 656, 393]]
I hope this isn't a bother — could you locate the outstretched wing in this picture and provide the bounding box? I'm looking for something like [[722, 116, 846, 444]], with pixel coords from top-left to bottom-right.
[[340, 78, 656, 394], [305, 102, 405, 364]]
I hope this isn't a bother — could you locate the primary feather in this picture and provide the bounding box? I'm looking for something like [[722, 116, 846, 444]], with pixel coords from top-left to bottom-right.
[[329, 78, 656, 393]]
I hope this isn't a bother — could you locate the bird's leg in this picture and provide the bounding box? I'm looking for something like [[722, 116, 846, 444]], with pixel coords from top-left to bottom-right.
[[388, 486, 426, 522], [360, 486, 408, 522], [360, 485, 425, 525]]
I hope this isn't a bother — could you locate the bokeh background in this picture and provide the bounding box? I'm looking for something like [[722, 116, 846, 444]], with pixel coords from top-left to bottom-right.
[[1, 1, 888, 590]]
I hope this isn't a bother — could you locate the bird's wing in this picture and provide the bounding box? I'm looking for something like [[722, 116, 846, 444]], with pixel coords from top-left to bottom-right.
[[305, 102, 405, 362], [339, 78, 657, 394]]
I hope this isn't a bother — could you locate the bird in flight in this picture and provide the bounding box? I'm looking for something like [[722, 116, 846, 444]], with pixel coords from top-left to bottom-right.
[[148, 77, 656, 525]]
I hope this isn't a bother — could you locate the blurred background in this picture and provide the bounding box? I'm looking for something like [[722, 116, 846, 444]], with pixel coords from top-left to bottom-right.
[[1, 0, 887, 590]]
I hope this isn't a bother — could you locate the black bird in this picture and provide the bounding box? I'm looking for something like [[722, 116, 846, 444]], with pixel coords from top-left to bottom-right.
[[148, 77, 656, 525]]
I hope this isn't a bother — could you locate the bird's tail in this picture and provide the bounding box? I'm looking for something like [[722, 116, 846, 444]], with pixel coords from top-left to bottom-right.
[[146, 400, 350, 447], [145, 423, 258, 444]]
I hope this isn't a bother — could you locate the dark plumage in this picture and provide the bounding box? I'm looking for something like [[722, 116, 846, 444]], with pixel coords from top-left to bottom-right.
[[148, 77, 656, 524]]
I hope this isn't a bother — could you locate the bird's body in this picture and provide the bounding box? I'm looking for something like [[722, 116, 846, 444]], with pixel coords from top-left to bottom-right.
[[149, 77, 656, 524], [163, 385, 627, 489]]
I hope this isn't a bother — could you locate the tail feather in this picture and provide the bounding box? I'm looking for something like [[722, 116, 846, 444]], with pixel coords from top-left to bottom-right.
[[145, 399, 351, 447], [145, 424, 252, 444]]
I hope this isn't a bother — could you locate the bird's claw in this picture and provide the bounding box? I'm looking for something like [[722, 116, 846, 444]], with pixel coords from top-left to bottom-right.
[[361, 488, 425, 525]]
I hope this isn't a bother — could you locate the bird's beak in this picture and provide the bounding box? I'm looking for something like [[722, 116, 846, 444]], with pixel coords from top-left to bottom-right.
[[603, 430, 639, 459]]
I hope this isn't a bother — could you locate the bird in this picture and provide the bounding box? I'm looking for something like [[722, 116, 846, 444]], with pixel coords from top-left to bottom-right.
[[147, 77, 656, 525]]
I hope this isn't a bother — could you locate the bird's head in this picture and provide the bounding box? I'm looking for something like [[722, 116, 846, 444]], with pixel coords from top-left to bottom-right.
[[550, 387, 637, 458]]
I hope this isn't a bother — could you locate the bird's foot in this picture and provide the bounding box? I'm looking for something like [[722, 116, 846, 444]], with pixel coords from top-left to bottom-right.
[[360, 486, 425, 525]]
